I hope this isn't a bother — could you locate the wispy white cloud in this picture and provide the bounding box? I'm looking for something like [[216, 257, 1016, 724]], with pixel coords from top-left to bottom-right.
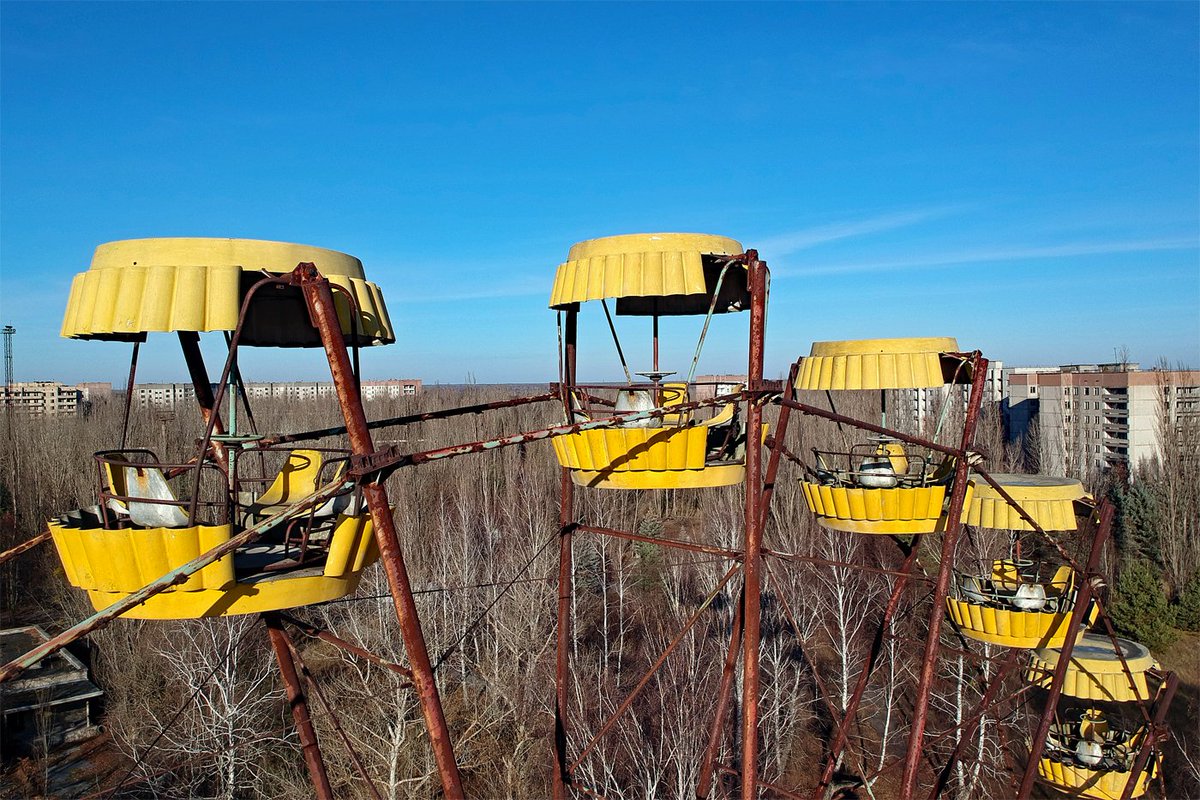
[[753, 207, 960, 256], [782, 237, 1198, 278]]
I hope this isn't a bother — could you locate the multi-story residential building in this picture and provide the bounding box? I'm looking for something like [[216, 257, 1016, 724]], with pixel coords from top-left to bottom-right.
[[361, 379, 422, 400], [1005, 364, 1200, 475], [131, 379, 421, 408], [0, 381, 84, 415], [132, 382, 198, 409]]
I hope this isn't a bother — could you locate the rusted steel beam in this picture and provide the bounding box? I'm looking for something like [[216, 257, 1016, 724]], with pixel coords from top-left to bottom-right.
[[1015, 500, 1112, 800], [299, 265, 465, 800], [756, 362, 800, 534], [899, 352, 988, 800], [777, 397, 965, 459], [0, 483, 343, 683], [552, 306, 577, 800], [578, 524, 742, 560], [264, 612, 334, 800], [255, 393, 559, 447], [926, 647, 1022, 799], [696, 590, 744, 799], [276, 612, 414, 684], [813, 545, 921, 799], [1120, 671, 1177, 800], [178, 331, 228, 468], [119, 340, 139, 451], [0, 529, 51, 566], [352, 391, 748, 481], [285, 630, 386, 800], [569, 564, 741, 774], [740, 252, 768, 800]]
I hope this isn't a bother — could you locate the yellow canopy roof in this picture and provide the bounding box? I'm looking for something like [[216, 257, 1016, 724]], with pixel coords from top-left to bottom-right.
[[795, 337, 965, 390], [966, 473, 1088, 531], [549, 232, 748, 315], [61, 238, 394, 347], [1027, 634, 1158, 702]]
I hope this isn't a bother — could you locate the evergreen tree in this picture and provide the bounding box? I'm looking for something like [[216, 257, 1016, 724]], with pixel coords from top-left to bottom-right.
[[1108, 559, 1176, 650], [1172, 571, 1200, 632], [1109, 483, 1163, 566]]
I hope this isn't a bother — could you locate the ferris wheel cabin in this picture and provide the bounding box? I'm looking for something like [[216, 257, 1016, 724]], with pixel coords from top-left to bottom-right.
[[47, 238, 392, 618], [795, 337, 975, 534], [549, 233, 762, 490]]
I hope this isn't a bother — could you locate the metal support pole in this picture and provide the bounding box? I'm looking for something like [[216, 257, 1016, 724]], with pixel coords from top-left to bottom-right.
[[553, 307, 577, 800], [264, 612, 334, 800], [740, 252, 768, 800], [1016, 501, 1113, 799], [1120, 671, 1177, 800], [899, 352, 988, 800], [177, 331, 227, 467], [299, 266, 464, 800], [697, 590, 745, 798]]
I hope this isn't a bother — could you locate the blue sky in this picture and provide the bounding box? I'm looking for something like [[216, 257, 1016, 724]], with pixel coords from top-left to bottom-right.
[[2, 2, 1197, 385]]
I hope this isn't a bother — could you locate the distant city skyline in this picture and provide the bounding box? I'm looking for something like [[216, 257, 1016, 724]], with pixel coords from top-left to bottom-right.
[[2, 3, 1197, 384]]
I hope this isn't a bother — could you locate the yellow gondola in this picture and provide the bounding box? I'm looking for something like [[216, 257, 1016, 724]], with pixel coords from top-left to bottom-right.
[[1026, 634, 1158, 703], [47, 238, 389, 618], [549, 233, 762, 489], [795, 337, 974, 534], [947, 474, 1093, 647], [1038, 710, 1157, 799], [946, 560, 1098, 648]]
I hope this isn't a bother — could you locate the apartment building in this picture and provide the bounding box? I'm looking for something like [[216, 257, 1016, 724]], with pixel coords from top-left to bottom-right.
[[1006, 364, 1200, 475], [132, 379, 421, 408], [361, 379, 422, 400], [0, 381, 84, 415]]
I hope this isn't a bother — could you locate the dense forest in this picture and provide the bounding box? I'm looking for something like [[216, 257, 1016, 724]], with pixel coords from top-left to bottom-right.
[[1, 384, 1196, 799]]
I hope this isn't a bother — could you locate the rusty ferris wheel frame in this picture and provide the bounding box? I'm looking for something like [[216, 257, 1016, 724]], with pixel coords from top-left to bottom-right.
[[0, 253, 1178, 800]]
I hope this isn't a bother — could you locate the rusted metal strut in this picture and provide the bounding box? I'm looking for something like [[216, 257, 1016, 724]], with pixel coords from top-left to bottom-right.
[[297, 265, 466, 800], [898, 351, 989, 800], [351, 391, 752, 481], [264, 612, 335, 800], [254, 392, 559, 448], [0, 529, 51, 566]]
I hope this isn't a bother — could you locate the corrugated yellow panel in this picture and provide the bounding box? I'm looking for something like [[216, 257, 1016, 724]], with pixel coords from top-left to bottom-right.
[[50, 513, 382, 618], [966, 473, 1087, 531], [549, 233, 742, 308], [49, 520, 235, 593], [799, 481, 972, 534], [553, 425, 751, 489], [795, 337, 961, 390], [1027, 633, 1158, 702], [947, 591, 1097, 649], [1037, 753, 1155, 799], [553, 427, 708, 472], [60, 238, 393, 344]]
